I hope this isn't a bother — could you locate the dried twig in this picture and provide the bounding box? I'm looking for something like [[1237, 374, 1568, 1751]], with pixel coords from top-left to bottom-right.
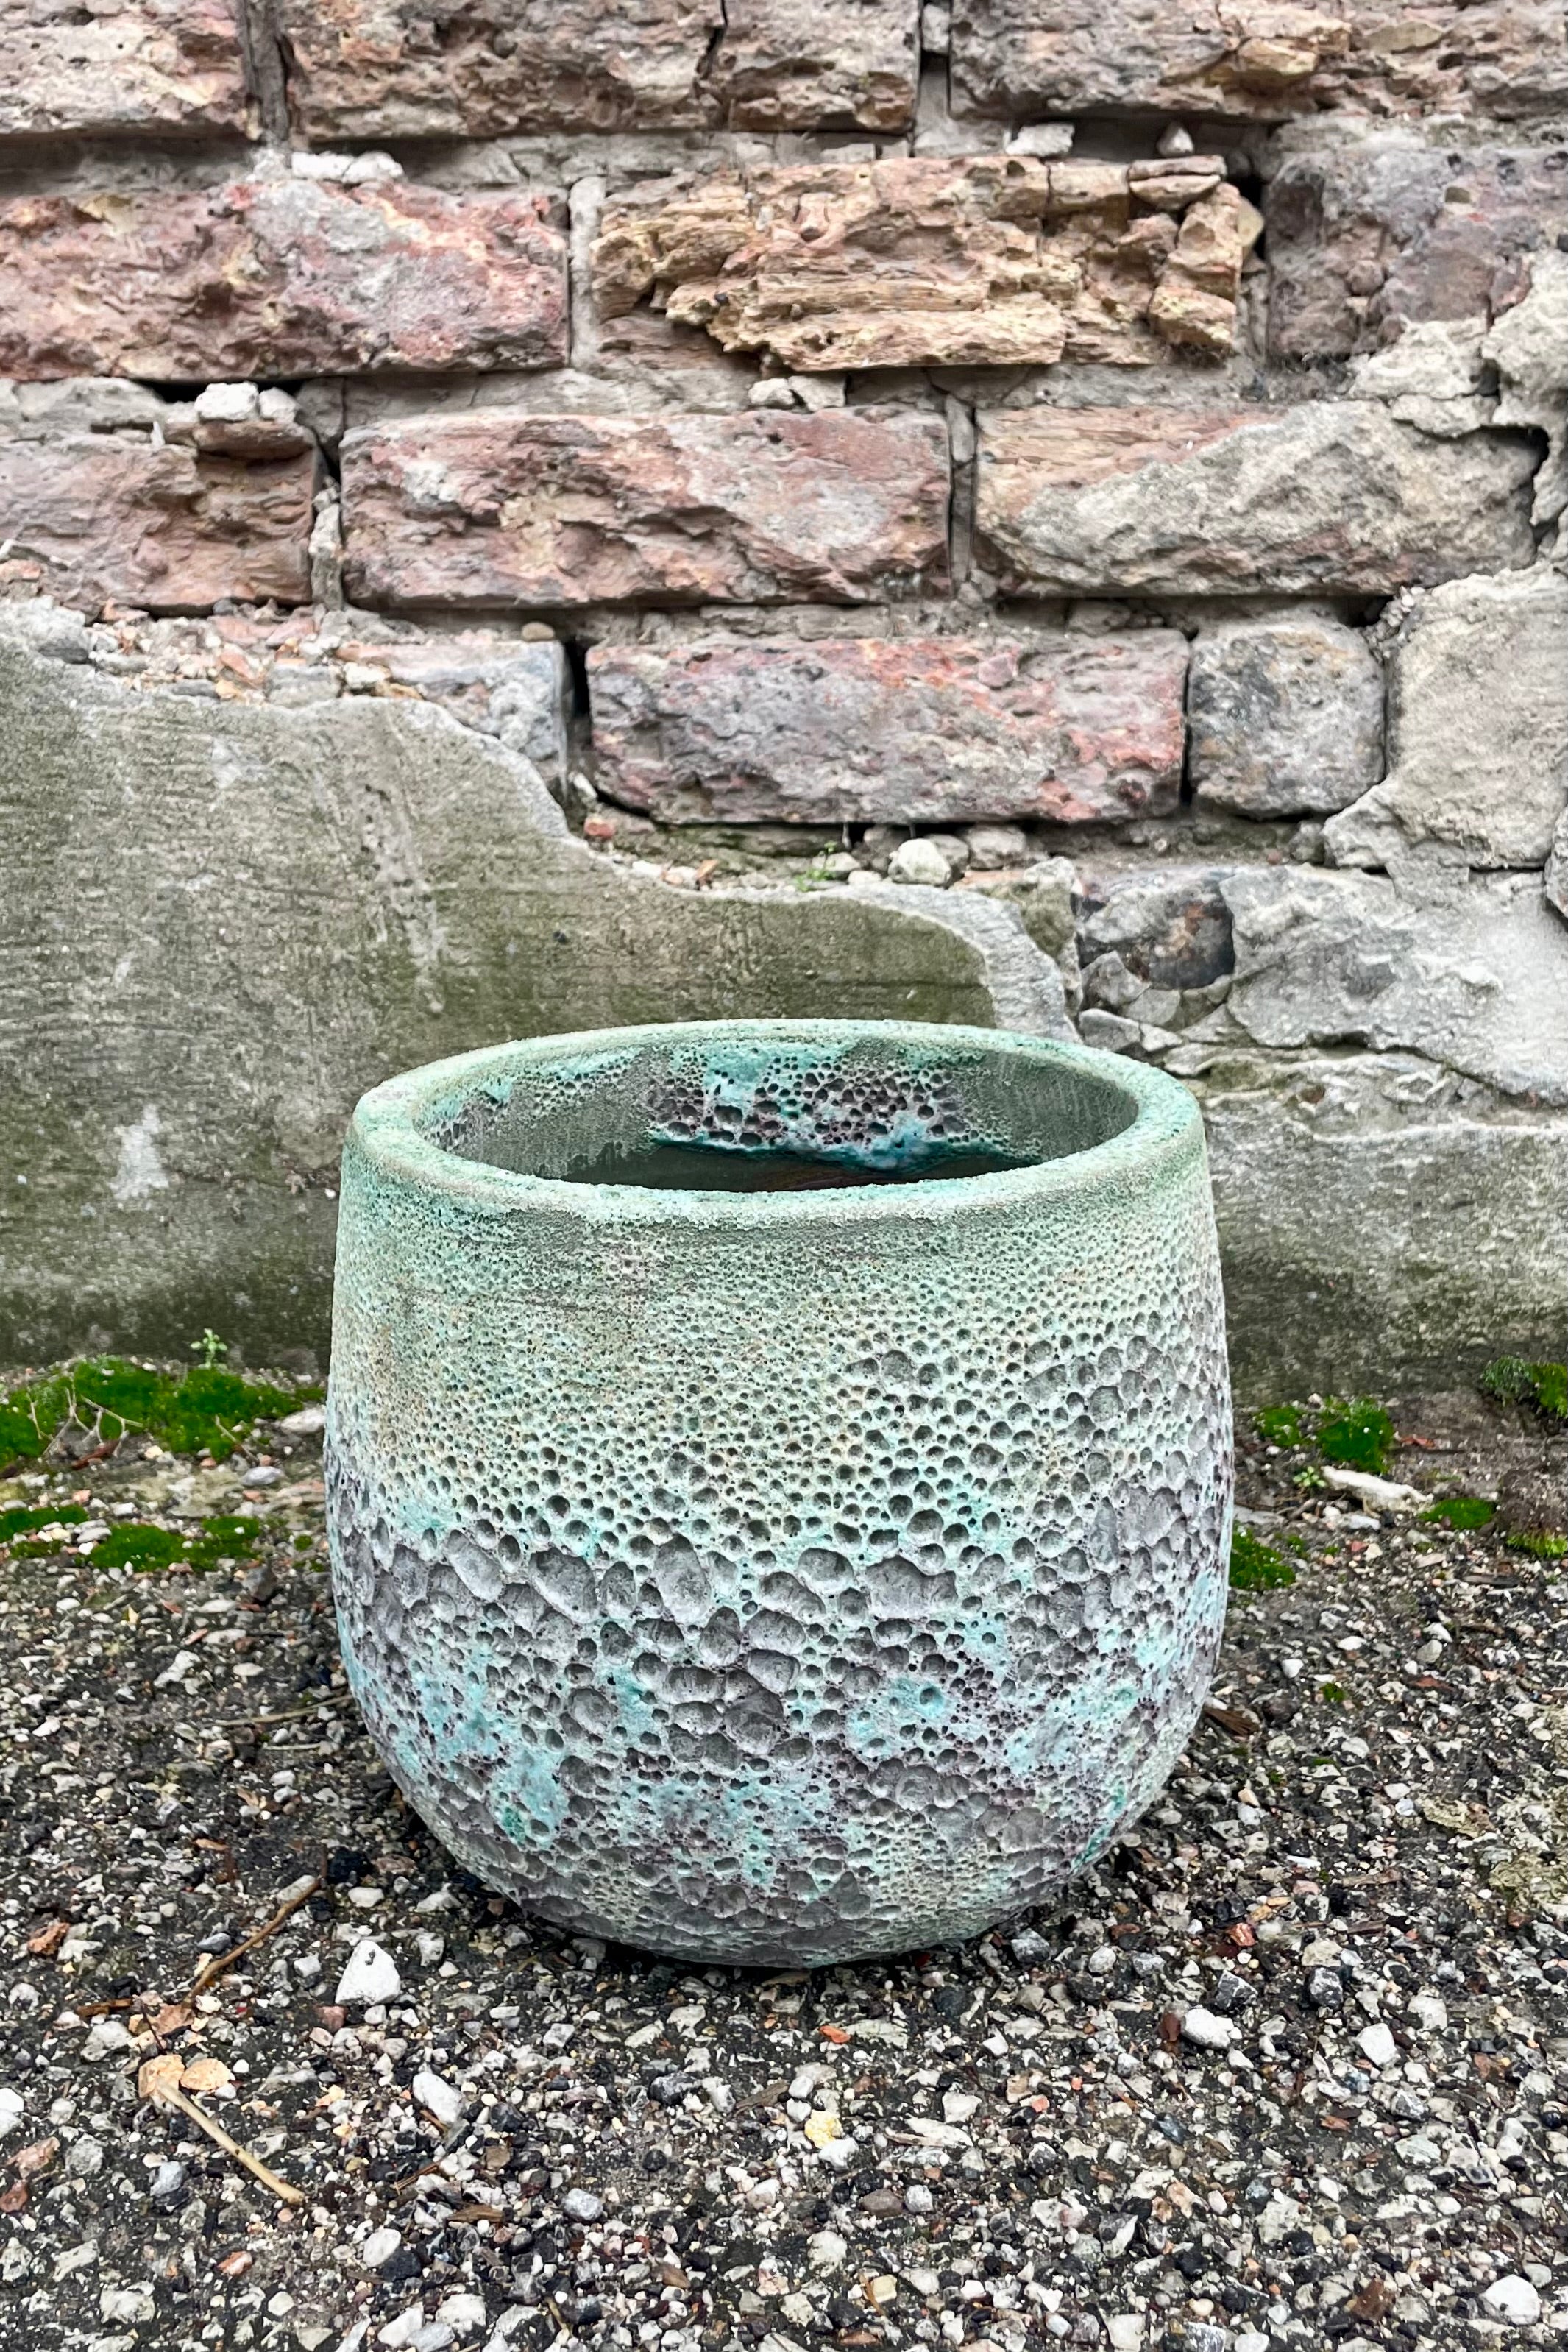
[[191, 1874, 320, 1994], [138, 2055, 302, 2206]]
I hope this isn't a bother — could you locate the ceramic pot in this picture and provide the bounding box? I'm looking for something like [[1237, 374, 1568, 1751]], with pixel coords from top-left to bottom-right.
[[326, 1019, 1231, 1963]]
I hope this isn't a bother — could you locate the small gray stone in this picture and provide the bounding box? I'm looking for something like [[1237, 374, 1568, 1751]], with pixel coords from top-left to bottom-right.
[[65, 2135, 104, 2178], [562, 2186, 604, 2223], [1179, 2005, 1235, 2050], [887, 837, 955, 887], [1308, 1966, 1344, 2011], [148, 2160, 186, 2205], [336, 1938, 402, 2005], [1190, 616, 1385, 818]]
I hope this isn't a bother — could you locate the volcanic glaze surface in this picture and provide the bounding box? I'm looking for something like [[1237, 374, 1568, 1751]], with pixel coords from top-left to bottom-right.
[[327, 1022, 1232, 1963]]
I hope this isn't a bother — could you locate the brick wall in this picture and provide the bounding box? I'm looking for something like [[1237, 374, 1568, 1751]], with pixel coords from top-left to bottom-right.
[[1, 0, 1565, 1384]]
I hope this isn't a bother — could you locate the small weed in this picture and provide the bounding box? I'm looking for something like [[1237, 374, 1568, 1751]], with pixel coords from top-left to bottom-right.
[[1506, 1529, 1568, 1560], [1422, 1497, 1495, 1531], [1316, 1396, 1396, 1476], [1230, 1529, 1296, 1591], [1319, 1681, 1348, 1704], [1481, 1357, 1568, 1423], [0, 1356, 319, 1472], [191, 1328, 229, 1370], [1293, 1465, 1326, 1493], [1254, 1404, 1304, 1448]]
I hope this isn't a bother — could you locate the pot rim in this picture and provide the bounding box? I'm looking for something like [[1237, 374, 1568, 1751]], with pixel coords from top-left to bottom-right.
[[345, 1018, 1202, 1229]]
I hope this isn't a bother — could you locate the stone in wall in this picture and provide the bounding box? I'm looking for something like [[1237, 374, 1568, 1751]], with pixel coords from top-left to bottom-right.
[[1221, 865, 1568, 1107], [1324, 567, 1568, 871], [1188, 616, 1384, 817], [973, 403, 1540, 595], [948, 0, 1568, 123], [0, 437, 316, 614], [278, 0, 918, 141], [1267, 144, 1568, 361], [0, 0, 251, 140], [1200, 1050, 1568, 1389], [594, 154, 1257, 369], [586, 631, 1188, 823], [0, 623, 1070, 1360], [0, 178, 568, 383], [340, 411, 950, 609]]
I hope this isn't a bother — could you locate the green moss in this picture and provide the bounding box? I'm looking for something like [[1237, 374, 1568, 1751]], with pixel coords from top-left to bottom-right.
[[1316, 1396, 1395, 1476], [0, 1502, 87, 1542], [70, 1514, 264, 1573], [1481, 1357, 1568, 1423], [1319, 1681, 1348, 1705], [1230, 1528, 1296, 1591], [1422, 1497, 1495, 1531], [0, 1356, 320, 1471], [1254, 1404, 1304, 1448], [1505, 1529, 1568, 1560]]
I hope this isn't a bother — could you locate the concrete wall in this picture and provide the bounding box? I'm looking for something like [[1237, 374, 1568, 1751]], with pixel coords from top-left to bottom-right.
[[0, 1, 1564, 1389]]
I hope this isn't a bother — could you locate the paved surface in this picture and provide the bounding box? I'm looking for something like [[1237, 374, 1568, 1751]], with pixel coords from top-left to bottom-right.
[[1, 1389, 1566, 2352]]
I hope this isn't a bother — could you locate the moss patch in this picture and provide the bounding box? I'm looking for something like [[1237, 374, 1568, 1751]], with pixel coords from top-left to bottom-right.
[[7, 1512, 263, 1570], [1254, 1404, 1304, 1449], [1230, 1528, 1296, 1591], [1505, 1529, 1568, 1561], [1481, 1357, 1568, 1423], [0, 1356, 319, 1471], [0, 1501, 88, 1542], [1316, 1396, 1396, 1476], [1422, 1497, 1496, 1531]]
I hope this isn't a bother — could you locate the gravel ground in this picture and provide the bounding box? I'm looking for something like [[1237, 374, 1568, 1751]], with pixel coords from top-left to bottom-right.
[[2, 1385, 1567, 2352]]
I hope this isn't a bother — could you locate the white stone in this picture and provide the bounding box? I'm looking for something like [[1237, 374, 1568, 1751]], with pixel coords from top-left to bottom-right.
[[278, 1403, 326, 1436], [378, 2309, 428, 2349], [1179, 2006, 1235, 2051], [412, 2069, 464, 2128], [1006, 122, 1074, 156], [1407, 1990, 1447, 2033], [435, 2295, 489, 2338], [941, 2090, 979, 2123], [1257, 2193, 1302, 2245], [561, 2186, 603, 2222], [809, 2229, 848, 2273], [887, 836, 955, 888], [1482, 2277, 1542, 2326], [1104, 2320, 1145, 2351], [1358, 2022, 1400, 2069], [335, 1938, 402, 2005], [194, 381, 261, 424], [0, 2088, 21, 2138], [362, 2228, 402, 2270]]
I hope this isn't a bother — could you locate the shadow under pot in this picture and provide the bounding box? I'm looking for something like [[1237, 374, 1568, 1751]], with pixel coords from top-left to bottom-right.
[[326, 1017, 1232, 1966]]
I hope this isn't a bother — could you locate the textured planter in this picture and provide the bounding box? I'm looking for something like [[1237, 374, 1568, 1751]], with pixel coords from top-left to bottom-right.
[[327, 1020, 1232, 1964]]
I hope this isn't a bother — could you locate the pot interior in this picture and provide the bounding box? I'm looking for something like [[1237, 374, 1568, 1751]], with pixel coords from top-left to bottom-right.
[[419, 1030, 1140, 1192]]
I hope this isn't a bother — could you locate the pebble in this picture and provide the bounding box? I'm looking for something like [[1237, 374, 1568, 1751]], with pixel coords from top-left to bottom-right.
[[1482, 2277, 1543, 2326], [1358, 2020, 1400, 2069], [335, 1938, 402, 2005], [1179, 2005, 1234, 2050], [277, 1405, 326, 1436], [411, 2068, 463, 2128], [148, 2160, 186, 2204], [362, 2228, 402, 2268], [0, 2089, 21, 2139], [65, 2135, 104, 2177], [561, 2186, 603, 2222]]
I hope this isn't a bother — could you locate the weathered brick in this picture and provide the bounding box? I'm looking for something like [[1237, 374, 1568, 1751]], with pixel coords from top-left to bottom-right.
[[973, 403, 1539, 596], [1188, 616, 1385, 816], [949, 0, 1568, 124], [1324, 566, 1568, 870], [1268, 144, 1568, 361], [0, 438, 316, 613], [0, 178, 567, 383], [586, 631, 1187, 823], [594, 154, 1256, 369], [280, 0, 918, 139], [341, 411, 950, 611], [0, 0, 250, 140]]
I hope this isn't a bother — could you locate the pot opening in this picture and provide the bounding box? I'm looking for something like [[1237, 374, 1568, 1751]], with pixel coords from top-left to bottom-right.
[[419, 1028, 1141, 1194]]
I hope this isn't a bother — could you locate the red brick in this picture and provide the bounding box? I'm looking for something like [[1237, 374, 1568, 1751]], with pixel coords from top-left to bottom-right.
[[0, 439, 316, 613], [586, 632, 1188, 823], [280, 0, 918, 138], [0, 0, 250, 140], [973, 402, 1539, 595], [340, 411, 950, 611], [0, 179, 567, 383]]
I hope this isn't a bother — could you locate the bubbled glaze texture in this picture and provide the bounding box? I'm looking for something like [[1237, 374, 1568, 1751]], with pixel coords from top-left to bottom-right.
[[327, 1023, 1232, 1965]]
